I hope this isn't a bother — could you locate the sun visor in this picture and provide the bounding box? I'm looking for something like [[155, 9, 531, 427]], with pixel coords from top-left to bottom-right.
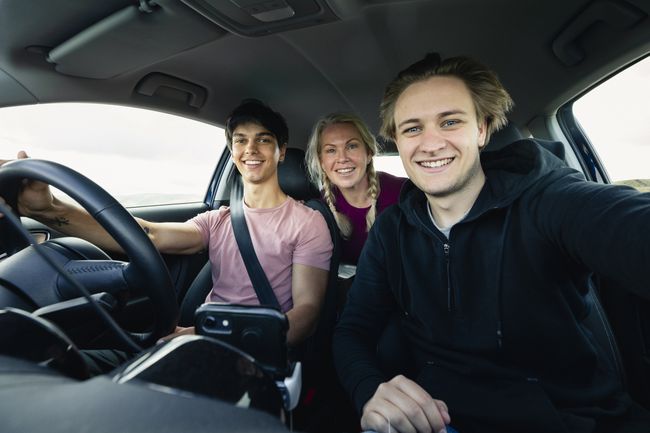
[[47, 0, 226, 79], [179, 0, 339, 37]]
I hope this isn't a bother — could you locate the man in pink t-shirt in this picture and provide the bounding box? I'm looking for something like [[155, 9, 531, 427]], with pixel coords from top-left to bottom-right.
[[190, 198, 331, 314], [7, 99, 332, 347], [179, 99, 332, 345]]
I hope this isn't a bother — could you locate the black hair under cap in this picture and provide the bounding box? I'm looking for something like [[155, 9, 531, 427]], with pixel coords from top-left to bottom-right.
[[225, 98, 289, 147], [397, 52, 442, 79]]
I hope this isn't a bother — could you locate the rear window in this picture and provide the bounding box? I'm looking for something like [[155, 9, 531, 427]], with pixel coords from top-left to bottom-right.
[[375, 154, 407, 178]]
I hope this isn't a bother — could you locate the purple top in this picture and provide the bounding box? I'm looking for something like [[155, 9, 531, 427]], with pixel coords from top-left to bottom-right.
[[333, 172, 406, 264]]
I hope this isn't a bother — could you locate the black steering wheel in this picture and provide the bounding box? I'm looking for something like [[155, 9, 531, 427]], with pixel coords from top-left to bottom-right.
[[0, 158, 178, 346]]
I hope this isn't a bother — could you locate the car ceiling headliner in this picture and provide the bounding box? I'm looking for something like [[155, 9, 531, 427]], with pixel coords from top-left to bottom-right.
[[0, 0, 648, 149]]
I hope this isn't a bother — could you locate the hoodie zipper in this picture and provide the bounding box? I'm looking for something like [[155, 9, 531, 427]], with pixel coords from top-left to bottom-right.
[[412, 202, 455, 312], [444, 243, 452, 311]]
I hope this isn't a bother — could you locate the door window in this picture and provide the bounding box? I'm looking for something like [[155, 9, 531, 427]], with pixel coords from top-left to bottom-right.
[[0, 103, 226, 206], [572, 56, 650, 191]]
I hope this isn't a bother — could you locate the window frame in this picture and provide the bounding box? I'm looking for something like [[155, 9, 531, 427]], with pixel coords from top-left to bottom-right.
[[557, 54, 650, 185]]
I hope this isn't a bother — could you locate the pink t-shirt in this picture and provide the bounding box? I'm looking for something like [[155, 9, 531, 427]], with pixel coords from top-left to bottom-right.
[[189, 197, 332, 313]]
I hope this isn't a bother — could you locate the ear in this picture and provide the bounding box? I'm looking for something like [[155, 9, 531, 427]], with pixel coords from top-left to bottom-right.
[[278, 143, 287, 162], [477, 119, 488, 149]]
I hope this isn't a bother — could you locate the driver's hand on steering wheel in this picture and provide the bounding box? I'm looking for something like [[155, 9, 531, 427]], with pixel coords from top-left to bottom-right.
[[0, 151, 27, 218], [0, 151, 56, 219]]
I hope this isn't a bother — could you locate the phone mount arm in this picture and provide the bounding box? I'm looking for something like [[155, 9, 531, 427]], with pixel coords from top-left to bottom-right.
[[276, 361, 302, 411]]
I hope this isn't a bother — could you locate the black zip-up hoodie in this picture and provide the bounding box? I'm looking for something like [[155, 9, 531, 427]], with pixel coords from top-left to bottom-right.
[[333, 139, 650, 433]]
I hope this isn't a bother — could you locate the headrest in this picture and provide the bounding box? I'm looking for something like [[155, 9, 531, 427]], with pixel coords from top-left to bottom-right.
[[484, 121, 566, 161], [484, 121, 524, 152], [278, 148, 320, 201]]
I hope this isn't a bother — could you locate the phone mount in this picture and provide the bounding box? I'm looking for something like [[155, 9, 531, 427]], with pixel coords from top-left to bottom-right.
[[192, 304, 302, 411], [276, 361, 301, 411], [194, 303, 290, 376]]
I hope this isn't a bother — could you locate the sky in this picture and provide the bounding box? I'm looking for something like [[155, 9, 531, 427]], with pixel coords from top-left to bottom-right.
[[1, 56, 648, 206]]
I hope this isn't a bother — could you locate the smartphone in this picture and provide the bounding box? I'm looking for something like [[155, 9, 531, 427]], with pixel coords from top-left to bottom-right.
[[194, 303, 289, 374]]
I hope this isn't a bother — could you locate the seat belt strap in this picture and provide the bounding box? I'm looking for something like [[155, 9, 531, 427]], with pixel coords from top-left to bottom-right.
[[229, 173, 281, 310]]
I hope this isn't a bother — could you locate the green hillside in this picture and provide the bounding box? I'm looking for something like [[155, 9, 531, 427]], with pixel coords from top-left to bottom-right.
[[615, 179, 650, 193]]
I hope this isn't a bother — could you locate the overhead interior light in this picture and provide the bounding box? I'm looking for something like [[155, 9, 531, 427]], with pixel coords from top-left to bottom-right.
[[230, 0, 295, 23], [180, 0, 338, 37]]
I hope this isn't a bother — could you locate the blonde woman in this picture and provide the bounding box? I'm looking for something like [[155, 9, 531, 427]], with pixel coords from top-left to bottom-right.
[[306, 113, 405, 264]]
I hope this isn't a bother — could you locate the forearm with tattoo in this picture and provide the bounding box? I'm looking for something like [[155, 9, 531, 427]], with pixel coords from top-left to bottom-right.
[[43, 216, 70, 228]]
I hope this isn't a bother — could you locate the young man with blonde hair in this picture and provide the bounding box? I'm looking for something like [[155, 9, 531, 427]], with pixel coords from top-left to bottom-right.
[[334, 54, 650, 433]]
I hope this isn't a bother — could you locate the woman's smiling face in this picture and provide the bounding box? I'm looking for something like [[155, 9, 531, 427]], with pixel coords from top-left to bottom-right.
[[319, 122, 371, 191]]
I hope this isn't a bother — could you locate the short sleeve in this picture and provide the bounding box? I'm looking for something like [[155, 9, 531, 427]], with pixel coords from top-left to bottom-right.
[[187, 207, 229, 248], [292, 209, 332, 271]]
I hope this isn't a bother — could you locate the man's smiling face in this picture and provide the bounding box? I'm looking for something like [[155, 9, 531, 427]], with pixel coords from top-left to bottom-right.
[[394, 75, 487, 200], [231, 122, 285, 186]]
